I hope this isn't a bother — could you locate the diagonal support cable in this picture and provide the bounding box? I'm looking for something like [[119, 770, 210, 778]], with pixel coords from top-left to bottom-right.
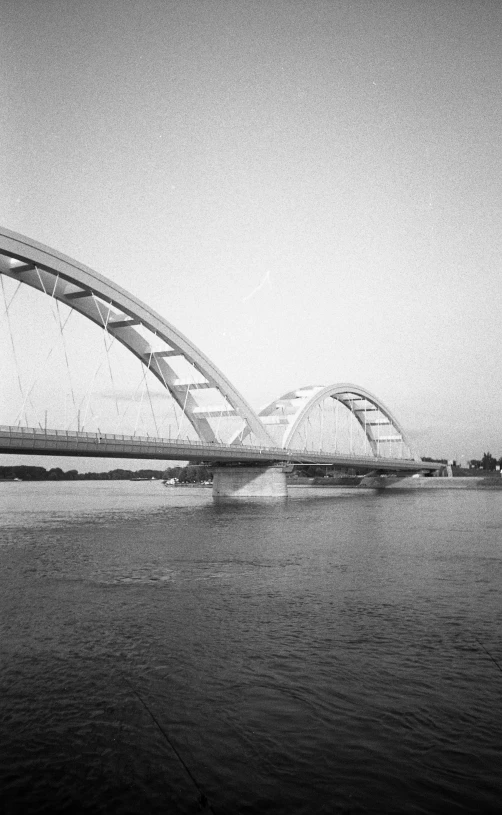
[[176, 381, 191, 441], [143, 346, 160, 438], [33, 266, 78, 426], [1, 275, 26, 412], [0, 278, 22, 318], [13, 308, 74, 426], [94, 297, 121, 418]]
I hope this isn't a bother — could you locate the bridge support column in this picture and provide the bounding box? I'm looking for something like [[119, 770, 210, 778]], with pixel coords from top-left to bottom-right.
[[212, 465, 288, 501]]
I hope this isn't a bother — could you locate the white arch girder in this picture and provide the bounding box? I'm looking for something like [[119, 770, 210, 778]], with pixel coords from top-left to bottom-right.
[[0, 228, 422, 461], [0, 227, 273, 446], [238, 382, 418, 461], [282, 383, 418, 460]]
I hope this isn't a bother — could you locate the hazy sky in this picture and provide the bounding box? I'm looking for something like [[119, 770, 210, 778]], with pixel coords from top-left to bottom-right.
[[1, 0, 502, 466]]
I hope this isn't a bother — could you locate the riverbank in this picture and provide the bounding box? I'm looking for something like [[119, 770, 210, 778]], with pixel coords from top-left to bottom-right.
[[289, 476, 502, 490], [388, 476, 502, 489]]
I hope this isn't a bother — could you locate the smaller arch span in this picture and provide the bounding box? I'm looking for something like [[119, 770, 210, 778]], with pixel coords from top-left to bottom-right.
[[234, 383, 419, 461]]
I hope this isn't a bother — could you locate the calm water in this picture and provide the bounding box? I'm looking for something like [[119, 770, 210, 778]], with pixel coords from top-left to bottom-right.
[[0, 481, 501, 814]]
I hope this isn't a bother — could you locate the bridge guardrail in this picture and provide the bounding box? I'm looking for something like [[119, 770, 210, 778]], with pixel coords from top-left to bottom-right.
[[0, 424, 428, 464]]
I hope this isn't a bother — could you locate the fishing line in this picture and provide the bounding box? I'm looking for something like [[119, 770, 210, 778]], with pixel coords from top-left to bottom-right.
[[473, 635, 502, 677], [121, 673, 215, 813]]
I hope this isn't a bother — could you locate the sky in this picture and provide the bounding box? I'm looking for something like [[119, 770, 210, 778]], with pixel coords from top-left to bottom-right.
[[1, 0, 502, 468]]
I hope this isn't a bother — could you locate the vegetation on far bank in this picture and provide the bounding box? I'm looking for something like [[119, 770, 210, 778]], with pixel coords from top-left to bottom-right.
[[466, 452, 502, 471], [1, 451, 501, 483], [0, 464, 211, 482]]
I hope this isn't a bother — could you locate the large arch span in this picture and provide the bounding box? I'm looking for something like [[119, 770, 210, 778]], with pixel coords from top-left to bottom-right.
[[1, 226, 421, 464], [0, 226, 273, 447]]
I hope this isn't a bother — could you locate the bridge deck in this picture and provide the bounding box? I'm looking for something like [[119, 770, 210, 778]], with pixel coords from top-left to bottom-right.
[[0, 426, 442, 473]]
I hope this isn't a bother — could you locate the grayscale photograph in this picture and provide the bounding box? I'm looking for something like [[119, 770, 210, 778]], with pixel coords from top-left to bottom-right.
[[1, 1, 501, 813]]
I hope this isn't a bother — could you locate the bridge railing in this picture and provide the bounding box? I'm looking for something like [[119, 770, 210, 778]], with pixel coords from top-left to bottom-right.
[[0, 424, 289, 454], [0, 424, 422, 463]]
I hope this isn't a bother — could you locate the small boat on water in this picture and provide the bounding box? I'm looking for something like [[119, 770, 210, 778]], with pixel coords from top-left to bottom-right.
[[131, 477, 159, 481], [162, 479, 212, 487]]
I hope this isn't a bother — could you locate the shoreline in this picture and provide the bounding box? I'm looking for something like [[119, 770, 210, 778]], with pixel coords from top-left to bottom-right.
[[289, 477, 502, 490]]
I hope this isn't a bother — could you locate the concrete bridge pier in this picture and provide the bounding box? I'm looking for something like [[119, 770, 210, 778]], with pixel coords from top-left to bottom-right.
[[211, 464, 288, 501]]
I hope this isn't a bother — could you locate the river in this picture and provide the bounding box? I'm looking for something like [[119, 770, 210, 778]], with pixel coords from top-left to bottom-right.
[[1, 481, 501, 814]]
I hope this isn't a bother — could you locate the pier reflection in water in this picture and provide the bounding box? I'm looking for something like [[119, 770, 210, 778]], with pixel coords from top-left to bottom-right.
[[1, 481, 501, 814]]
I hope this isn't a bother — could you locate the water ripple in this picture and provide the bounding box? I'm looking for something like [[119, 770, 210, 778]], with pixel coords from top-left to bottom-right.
[[1, 483, 501, 813]]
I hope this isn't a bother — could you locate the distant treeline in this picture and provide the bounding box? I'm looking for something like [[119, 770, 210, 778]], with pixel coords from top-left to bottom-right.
[[2, 454, 501, 483], [0, 464, 211, 482], [467, 452, 502, 471], [423, 453, 502, 471]]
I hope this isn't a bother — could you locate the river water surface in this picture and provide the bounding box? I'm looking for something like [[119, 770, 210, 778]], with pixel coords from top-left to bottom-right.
[[1, 481, 501, 814]]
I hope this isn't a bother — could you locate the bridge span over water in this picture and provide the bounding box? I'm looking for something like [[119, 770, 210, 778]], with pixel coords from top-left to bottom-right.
[[0, 227, 442, 498]]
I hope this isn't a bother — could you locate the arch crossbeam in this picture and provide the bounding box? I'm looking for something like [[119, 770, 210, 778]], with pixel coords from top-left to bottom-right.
[[0, 227, 273, 447], [236, 383, 419, 462]]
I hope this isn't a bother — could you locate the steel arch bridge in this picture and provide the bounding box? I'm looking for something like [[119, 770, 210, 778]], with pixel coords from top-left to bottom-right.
[[0, 226, 439, 480], [231, 383, 419, 461]]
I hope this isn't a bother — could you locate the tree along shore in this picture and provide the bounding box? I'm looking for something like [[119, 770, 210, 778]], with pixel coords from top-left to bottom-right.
[[2, 457, 500, 484], [0, 464, 211, 482]]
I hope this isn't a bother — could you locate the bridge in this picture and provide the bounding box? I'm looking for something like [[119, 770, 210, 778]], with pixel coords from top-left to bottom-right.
[[0, 227, 442, 498]]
